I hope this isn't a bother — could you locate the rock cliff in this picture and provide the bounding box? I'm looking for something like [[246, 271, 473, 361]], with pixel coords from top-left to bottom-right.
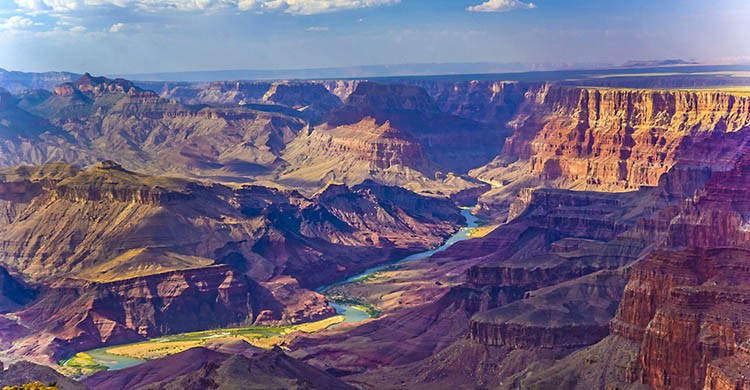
[[499, 149, 750, 390], [475, 85, 750, 190], [610, 248, 750, 389], [0, 162, 461, 361]]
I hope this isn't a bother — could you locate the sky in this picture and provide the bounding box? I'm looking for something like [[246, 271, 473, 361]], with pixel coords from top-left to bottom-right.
[[0, 0, 749, 74]]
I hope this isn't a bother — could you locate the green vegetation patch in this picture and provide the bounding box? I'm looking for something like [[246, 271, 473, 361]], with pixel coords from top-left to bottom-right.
[[150, 324, 286, 342], [60, 352, 108, 372], [328, 295, 382, 318]]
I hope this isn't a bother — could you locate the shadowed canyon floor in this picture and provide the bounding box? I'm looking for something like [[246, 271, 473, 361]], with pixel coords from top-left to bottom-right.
[[1, 67, 750, 389]]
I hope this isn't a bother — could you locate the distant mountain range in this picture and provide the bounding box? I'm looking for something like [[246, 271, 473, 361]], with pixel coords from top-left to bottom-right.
[[4, 60, 750, 93], [0, 68, 80, 93], [109, 62, 616, 82], [620, 58, 699, 67]]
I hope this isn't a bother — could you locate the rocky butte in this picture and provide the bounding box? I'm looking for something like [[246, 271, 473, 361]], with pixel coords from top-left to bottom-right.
[[0, 68, 749, 388]]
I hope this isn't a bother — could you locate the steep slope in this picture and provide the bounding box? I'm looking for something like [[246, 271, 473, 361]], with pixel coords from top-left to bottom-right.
[[0, 161, 462, 361], [279, 118, 480, 197], [5, 75, 507, 196], [262, 81, 343, 121], [3, 74, 750, 388], [349, 270, 629, 390], [84, 344, 355, 390], [0, 266, 35, 313], [0, 361, 85, 390], [408, 79, 530, 126], [295, 121, 733, 388], [152, 80, 273, 105], [477, 85, 750, 191], [0, 88, 85, 167], [12, 73, 307, 179], [499, 152, 750, 390], [278, 82, 499, 197], [328, 82, 508, 173], [471, 85, 750, 220], [287, 181, 660, 380]]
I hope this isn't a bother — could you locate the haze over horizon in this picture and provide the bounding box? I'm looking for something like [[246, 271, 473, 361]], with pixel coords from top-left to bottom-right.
[[0, 0, 748, 75]]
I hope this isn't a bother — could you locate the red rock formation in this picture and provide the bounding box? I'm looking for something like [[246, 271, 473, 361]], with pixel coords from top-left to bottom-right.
[[254, 276, 336, 324], [704, 353, 750, 390], [288, 184, 653, 380], [609, 248, 750, 389], [476, 84, 750, 195], [667, 152, 750, 249]]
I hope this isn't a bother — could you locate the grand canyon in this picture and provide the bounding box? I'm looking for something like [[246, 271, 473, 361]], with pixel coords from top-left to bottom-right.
[[0, 1, 749, 388], [0, 64, 749, 389]]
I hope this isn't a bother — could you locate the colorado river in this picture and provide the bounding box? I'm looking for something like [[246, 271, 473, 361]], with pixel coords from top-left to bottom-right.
[[69, 207, 479, 372], [320, 207, 480, 323], [84, 347, 145, 371]]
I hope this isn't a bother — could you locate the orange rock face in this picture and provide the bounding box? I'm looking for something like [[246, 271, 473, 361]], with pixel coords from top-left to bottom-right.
[[705, 354, 750, 390], [611, 248, 750, 390], [479, 85, 750, 192]]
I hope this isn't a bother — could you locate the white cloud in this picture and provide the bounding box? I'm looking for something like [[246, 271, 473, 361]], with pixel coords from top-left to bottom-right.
[[251, 0, 400, 15], [0, 15, 41, 30], [467, 0, 536, 13], [69, 25, 85, 31], [13, 0, 46, 10], [16, 0, 79, 11], [306, 25, 329, 31], [109, 22, 125, 32], [13, 0, 399, 14]]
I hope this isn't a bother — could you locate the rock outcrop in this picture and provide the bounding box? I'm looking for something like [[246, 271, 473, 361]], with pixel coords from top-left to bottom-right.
[[0, 360, 86, 389], [327, 82, 509, 174], [11, 265, 252, 360], [12, 74, 307, 179], [287, 182, 657, 382], [609, 248, 750, 390], [0, 162, 461, 361], [3, 73, 750, 388], [153, 80, 272, 105], [84, 343, 356, 390], [500, 149, 750, 390], [263, 81, 343, 120], [475, 85, 750, 192]]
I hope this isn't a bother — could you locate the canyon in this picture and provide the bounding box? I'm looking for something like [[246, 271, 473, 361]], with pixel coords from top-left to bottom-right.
[[0, 159, 461, 364], [0, 66, 749, 388]]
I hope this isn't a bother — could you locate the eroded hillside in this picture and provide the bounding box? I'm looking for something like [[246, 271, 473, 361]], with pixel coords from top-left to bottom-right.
[[1, 72, 750, 389]]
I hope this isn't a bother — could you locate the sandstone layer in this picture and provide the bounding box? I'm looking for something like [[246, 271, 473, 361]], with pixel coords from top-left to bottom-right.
[[0, 161, 461, 361]]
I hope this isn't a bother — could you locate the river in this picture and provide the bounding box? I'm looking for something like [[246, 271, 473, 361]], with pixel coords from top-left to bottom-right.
[[320, 207, 479, 323], [71, 207, 479, 372], [84, 347, 146, 371]]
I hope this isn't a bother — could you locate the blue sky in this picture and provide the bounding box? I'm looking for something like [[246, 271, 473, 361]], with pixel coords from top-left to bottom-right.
[[0, 0, 748, 74]]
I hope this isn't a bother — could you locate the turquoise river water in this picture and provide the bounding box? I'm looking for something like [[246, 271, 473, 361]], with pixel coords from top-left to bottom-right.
[[74, 207, 479, 371]]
